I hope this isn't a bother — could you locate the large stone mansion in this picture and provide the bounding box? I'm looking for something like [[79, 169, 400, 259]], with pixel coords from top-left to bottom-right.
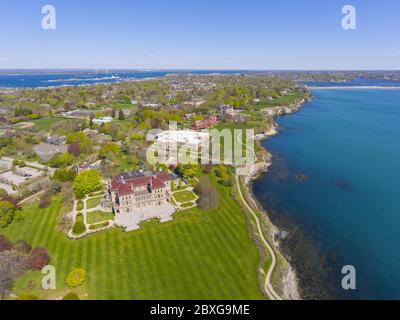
[[108, 171, 179, 214], [103, 171, 181, 231]]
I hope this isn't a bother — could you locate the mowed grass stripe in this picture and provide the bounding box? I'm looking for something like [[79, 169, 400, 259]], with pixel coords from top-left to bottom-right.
[[134, 232, 154, 298], [176, 214, 222, 299], [165, 222, 200, 299], [103, 231, 115, 300], [189, 212, 232, 299], [113, 232, 130, 300], [141, 228, 166, 299], [2, 184, 264, 300], [122, 238, 139, 300]]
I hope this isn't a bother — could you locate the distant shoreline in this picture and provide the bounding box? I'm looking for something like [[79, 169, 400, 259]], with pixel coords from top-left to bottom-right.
[[308, 86, 400, 89]]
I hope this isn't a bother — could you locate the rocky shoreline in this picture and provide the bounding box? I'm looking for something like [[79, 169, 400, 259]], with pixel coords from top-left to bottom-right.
[[245, 97, 311, 300]]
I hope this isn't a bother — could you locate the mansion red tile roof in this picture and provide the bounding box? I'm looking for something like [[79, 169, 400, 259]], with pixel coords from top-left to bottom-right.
[[110, 171, 177, 196]]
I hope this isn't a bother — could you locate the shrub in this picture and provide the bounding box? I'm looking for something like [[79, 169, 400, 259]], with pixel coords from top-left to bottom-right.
[[0, 235, 13, 252], [62, 292, 80, 300], [76, 200, 84, 211], [39, 194, 51, 209], [16, 293, 40, 300], [13, 240, 32, 255], [0, 188, 8, 200], [25, 247, 50, 270], [72, 221, 86, 235], [66, 268, 86, 288], [88, 221, 109, 230]]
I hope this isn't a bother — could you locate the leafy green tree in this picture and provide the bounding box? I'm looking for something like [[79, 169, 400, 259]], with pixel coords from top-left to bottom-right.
[[73, 170, 102, 199], [53, 168, 77, 182], [176, 163, 201, 180], [118, 109, 125, 121], [49, 152, 73, 168], [66, 132, 93, 154], [99, 143, 120, 160], [0, 201, 16, 228]]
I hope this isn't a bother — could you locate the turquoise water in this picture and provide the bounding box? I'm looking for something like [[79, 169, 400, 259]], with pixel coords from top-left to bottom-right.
[[253, 89, 400, 299]]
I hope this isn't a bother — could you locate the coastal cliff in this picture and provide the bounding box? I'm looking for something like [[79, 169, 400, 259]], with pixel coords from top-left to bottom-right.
[[244, 97, 311, 300]]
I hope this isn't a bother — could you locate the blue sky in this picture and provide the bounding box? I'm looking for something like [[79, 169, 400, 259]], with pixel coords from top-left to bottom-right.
[[0, 0, 399, 69]]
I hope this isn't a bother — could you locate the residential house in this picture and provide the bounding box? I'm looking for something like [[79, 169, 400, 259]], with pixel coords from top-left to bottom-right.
[[191, 116, 218, 130]]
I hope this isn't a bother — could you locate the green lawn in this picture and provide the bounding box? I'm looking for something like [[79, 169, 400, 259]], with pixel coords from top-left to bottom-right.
[[172, 190, 196, 203], [1, 179, 264, 300], [86, 211, 114, 225], [32, 117, 63, 131], [86, 197, 103, 210], [253, 92, 309, 111]]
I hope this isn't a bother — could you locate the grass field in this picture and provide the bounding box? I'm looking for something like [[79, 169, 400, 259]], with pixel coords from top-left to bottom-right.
[[32, 117, 63, 131], [172, 190, 196, 203], [86, 197, 103, 210], [86, 211, 114, 225], [1, 178, 264, 300], [253, 92, 308, 111]]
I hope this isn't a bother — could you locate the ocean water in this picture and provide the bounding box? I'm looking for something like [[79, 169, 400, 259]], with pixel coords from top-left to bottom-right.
[[303, 78, 400, 87], [0, 70, 247, 88], [253, 88, 400, 299]]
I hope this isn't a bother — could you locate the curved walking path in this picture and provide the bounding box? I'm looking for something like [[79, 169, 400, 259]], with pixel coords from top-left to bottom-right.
[[235, 173, 282, 300], [235, 130, 282, 300]]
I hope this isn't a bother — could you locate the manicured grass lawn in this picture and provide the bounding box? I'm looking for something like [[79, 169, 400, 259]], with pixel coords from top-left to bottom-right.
[[253, 92, 309, 111], [173, 190, 196, 203], [86, 211, 114, 225], [32, 117, 63, 131], [86, 197, 103, 210], [1, 179, 263, 300]]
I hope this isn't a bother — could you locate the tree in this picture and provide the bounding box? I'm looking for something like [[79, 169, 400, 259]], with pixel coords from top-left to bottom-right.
[[194, 177, 219, 210], [68, 141, 81, 157], [176, 163, 201, 180], [111, 108, 116, 118], [53, 168, 77, 183], [66, 268, 86, 288], [0, 201, 16, 229], [118, 109, 125, 121], [49, 152, 73, 168], [99, 143, 119, 160], [66, 132, 93, 154], [25, 247, 50, 270], [73, 170, 102, 199]]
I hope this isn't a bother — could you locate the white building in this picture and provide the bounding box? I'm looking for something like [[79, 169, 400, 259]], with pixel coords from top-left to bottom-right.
[[153, 130, 210, 165], [155, 130, 209, 150], [93, 116, 113, 125]]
